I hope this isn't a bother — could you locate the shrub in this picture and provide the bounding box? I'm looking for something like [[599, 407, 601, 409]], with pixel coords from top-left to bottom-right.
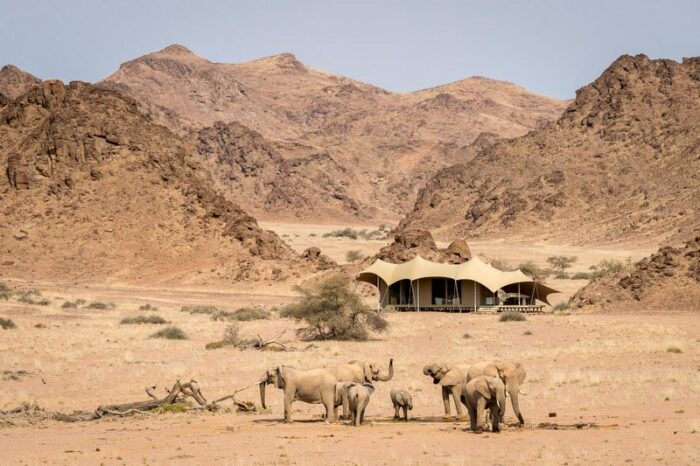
[[462, 332, 472, 339], [482, 257, 515, 271], [571, 272, 592, 280], [323, 228, 358, 240], [667, 346, 682, 354], [589, 260, 624, 281], [546, 256, 577, 273], [345, 250, 364, 262], [523, 330, 533, 336], [36, 299, 51, 306], [86, 301, 114, 310], [150, 326, 188, 340], [139, 304, 158, 311], [61, 301, 78, 309], [554, 272, 570, 279], [0, 317, 16, 329], [120, 315, 169, 325], [155, 402, 188, 413], [181, 305, 220, 316], [552, 302, 569, 312], [205, 324, 242, 350], [281, 274, 389, 341], [15, 289, 42, 304], [0, 282, 10, 300], [517, 262, 551, 280], [230, 307, 270, 321], [499, 311, 526, 322]]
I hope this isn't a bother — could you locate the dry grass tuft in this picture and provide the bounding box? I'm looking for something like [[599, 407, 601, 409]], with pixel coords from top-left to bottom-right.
[[120, 315, 169, 325], [149, 326, 188, 340], [667, 346, 682, 354], [0, 317, 17, 330], [499, 311, 526, 322]]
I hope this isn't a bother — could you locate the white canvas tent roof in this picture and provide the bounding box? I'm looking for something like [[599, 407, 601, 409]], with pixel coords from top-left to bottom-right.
[[357, 256, 559, 305]]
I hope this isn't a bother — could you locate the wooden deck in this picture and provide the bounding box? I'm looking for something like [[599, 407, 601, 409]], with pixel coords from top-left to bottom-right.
[[388, 304, 545, 313]]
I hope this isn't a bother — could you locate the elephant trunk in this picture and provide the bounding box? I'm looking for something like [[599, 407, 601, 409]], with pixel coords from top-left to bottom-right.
[[510, 393, 524, 425], [497, 387, 506, 419], [376, 358, 394, 381], [259, 381, 267, 410]]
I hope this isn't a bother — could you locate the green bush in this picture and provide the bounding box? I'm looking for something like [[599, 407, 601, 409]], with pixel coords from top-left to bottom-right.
[[120, 315, 169, 325], [149, 326, 188, 340], [517, 261, 551, 280], [281, 274, 389, 341], [86, 301, 114, 310], [571, 272, 592, 280], [182, 305, 270, 321], [139, 304, 158, 311], [667, 346, 682, 354], [546, 255, 577, 273], [589, 260, 624, 281], [554, 272, 570, 279], [499, 311, 526, 322], [345, 250, 364, 262], [0, 317, 17, 329]]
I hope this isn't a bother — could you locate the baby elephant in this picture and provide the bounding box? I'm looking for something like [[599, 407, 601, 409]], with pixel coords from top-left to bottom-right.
[[346, 382, 375, 426], [462, 375, 506, 433], [390, 388, 413, 421]]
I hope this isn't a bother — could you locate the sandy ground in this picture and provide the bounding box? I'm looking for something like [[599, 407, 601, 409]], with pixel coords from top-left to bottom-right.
[[1, 227, 694, 465]]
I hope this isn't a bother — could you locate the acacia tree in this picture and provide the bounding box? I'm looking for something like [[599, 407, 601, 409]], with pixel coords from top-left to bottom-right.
[[281, 274, 388, 341], [546, 255, 578, 273]]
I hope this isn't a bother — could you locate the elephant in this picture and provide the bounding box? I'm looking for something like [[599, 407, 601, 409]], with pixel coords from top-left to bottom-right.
[[467, 360, 527, 425], [390, 388, 413, 421], [423, 363, 470, 418], [330, 359, 393, 418], [259, 366, 337, 423], [346, 382, 375, 426], [461, 375, 506, 433]]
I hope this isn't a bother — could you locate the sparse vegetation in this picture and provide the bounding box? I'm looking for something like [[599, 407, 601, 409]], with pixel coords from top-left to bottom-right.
[[120, 315, 169, 325], [322, 227, 384, 241], [182, 305, 270, 321], [554, 272, 570, 279], [462, 332, 472, 339], [345, 249, 364, 262], [0, 317, 17, 329], [281, 274, 388, 341], [14, 289, 50, 305], [667, 346, 682, 354], [86, 301, 114, 310], [150, 326, 188, 340], [481, 256, 516, 271], [517, 261, 551, 280], [589, 259, 624, 281], [0, 282, 10, 300], [547, 255, 577, 273], [571, 272, 592, 280], [139, 304, 158, 311], [523, 330, 533, 335], [499, 311, 526, 322], [552, 302, 569, 312]]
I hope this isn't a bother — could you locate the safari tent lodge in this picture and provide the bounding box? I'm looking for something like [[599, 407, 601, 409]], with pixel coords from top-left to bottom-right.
[[357, 256, 559, 313]]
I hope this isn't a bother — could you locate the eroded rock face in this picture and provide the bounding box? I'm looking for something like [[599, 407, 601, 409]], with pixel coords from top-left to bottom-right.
[[399, 54, 700, 244], [0, 80, 310, 284], [375, 228, 471, 264], [300, 247, 336, 270], [0, 65, 41, 99]]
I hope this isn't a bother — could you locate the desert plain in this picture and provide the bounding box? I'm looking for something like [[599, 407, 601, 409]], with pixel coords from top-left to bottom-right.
[[1, 226, 698, 465]]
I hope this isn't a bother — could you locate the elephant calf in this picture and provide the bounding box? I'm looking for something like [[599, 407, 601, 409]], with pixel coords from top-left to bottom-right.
[[462, 375, 506, 433], [390, 388, 413, 421], [346, 382, 375, 427]]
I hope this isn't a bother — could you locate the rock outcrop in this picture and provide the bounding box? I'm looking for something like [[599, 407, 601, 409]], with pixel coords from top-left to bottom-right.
[[0, 80, 308, 285], [0, 65, 40, 99], [571, 236, 700, 312], [375, 229, 471, 264]]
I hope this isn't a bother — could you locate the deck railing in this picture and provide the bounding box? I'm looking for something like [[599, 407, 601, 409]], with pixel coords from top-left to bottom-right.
[[386, 304, 545, 313]]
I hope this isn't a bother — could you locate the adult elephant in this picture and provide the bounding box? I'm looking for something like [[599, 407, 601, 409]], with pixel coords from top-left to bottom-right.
[[422, 363, 470, 418], [259, 366, 337, 423], [467, 360, 527, 425], [330, 359, 393, 418]]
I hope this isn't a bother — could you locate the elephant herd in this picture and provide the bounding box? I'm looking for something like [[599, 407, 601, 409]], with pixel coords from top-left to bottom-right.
[[258, 359, 526, 432]]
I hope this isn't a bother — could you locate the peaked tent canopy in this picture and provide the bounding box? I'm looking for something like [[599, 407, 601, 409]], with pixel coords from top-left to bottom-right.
[[357, 255, 559, 305]]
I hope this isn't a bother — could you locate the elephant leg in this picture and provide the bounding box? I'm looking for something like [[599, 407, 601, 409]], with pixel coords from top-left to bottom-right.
[[491, 406, 500, 433], [451, 385, 465, 418], [475, 398, 485, 432], [393, 401, 400, 420], [467, 402, 477, 431], [402, 405, 408, 421], [441, 387, 452, 418], [322, 391, 336, 424], [283, 391, 294, 423], [341, 396, 350, 420]]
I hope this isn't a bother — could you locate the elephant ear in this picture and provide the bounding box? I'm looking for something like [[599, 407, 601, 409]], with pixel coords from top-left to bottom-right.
[[275, 367, 286, 389], [475, 378, 492, 400], [363, 362, 373, 383]]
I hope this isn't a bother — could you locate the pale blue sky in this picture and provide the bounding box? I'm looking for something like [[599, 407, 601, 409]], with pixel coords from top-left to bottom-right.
[[1, 0, 698, 98]]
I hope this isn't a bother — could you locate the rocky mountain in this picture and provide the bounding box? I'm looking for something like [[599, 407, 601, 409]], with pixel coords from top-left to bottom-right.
[[0, 65, 40, 99], [0, 81, 315, 285], [99, 45, 567, 221], [399, 55, 700, 244], [571, 235, 700, 312]]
